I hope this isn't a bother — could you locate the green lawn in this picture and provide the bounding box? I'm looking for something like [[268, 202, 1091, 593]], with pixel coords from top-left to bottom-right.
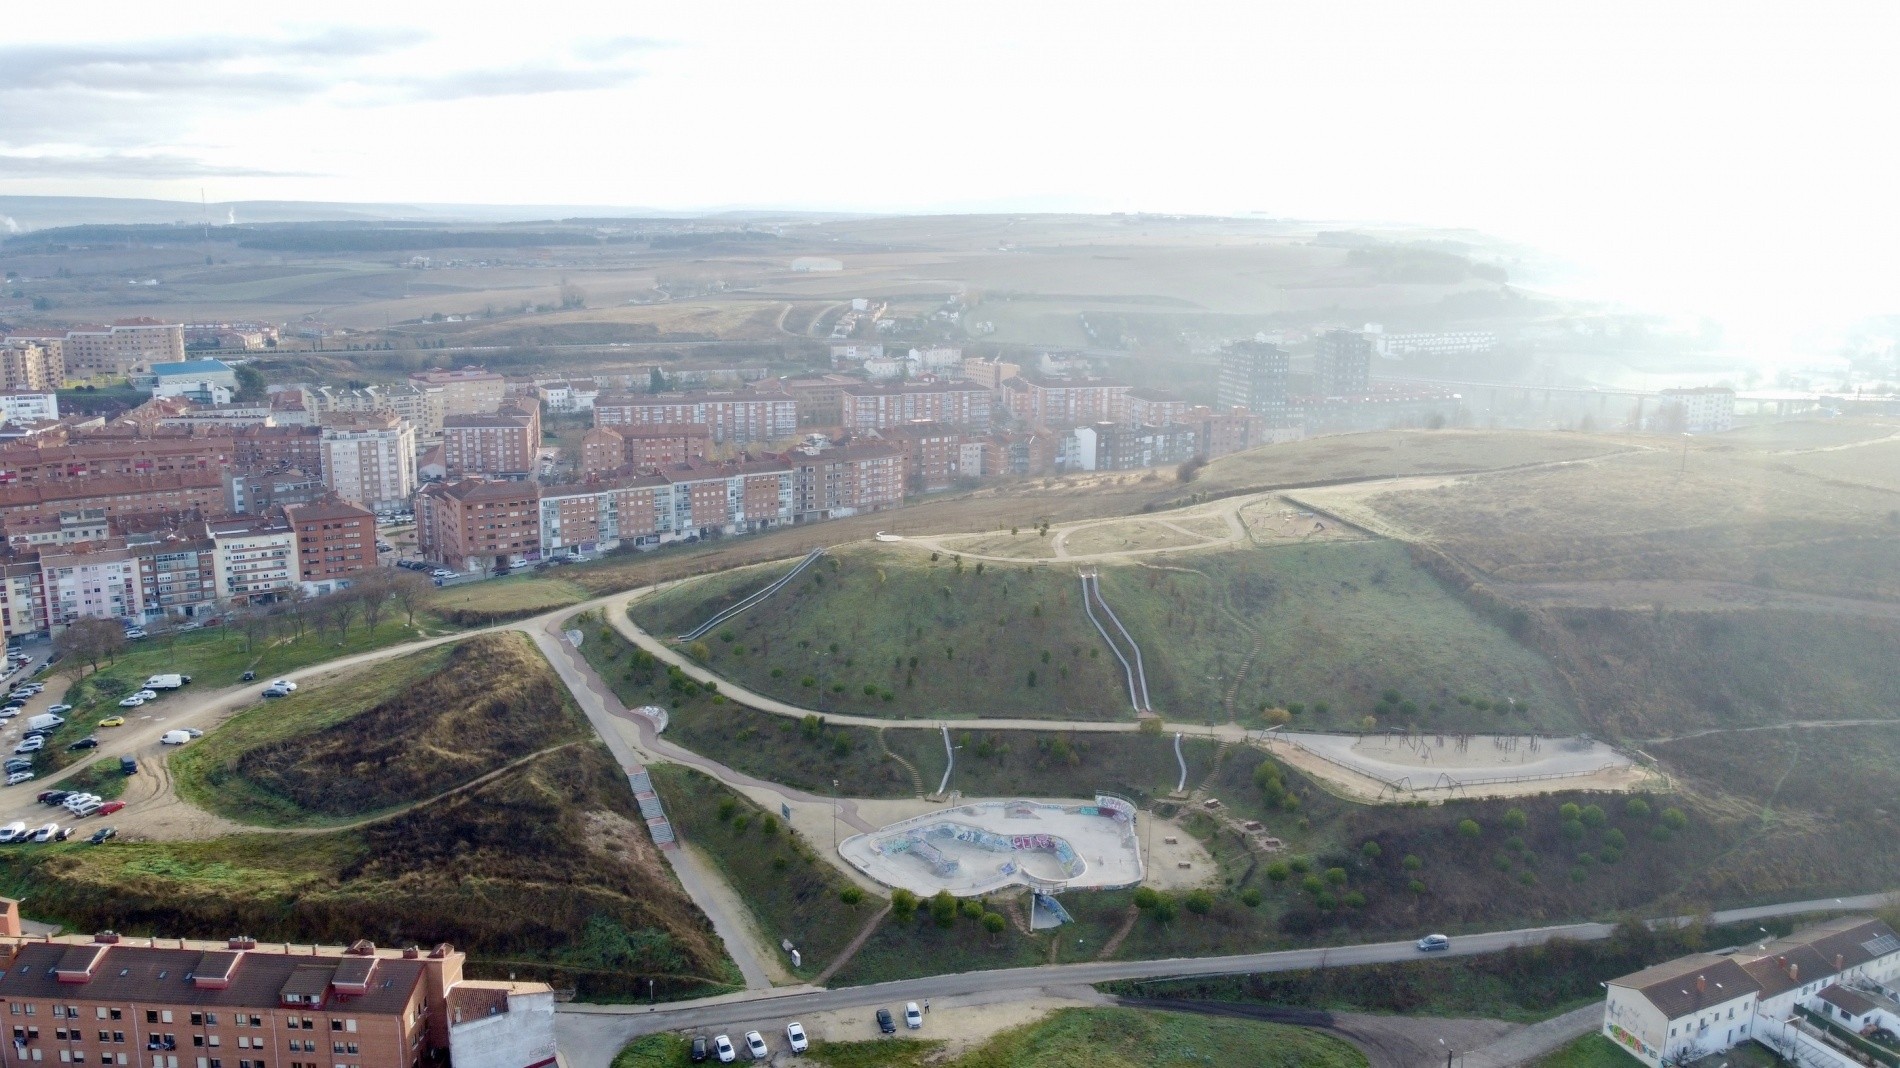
[[40, 615, 449, 772], [647, 764, 872, 982], [426, 576, 588, 626], [626, 540, 1579, 735], [628, 547, 1134, 721], [1528, 1035, 1640, 1068]]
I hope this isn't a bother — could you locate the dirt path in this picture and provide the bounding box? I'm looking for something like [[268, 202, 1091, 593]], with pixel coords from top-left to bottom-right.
[[1489, 577, 1900, 619], [809, 904, 890, 986], [1094, 906, 1140, 960], [1639, 717, 1900, 745]]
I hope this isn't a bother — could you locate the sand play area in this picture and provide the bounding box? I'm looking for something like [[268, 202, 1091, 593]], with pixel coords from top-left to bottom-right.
[[840, 797, 1145, 898]]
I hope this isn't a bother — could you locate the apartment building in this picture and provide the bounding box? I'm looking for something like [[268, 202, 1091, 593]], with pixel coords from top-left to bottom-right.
[[207, 514, 296, 604], [0, 472, 226, 536], [441, 404, 540, 480], [998, 375, 1130, 428], [0, 340, 65, 392], [537, 476, 670, 557], [1217, 340, 1293, 428], [663, 458, 795, 537], [958, 357, 1020, 390], [868, 423, 966, 492], [1601, 915, 1900, 1068], [1124, 388, 1190, 428], [778, 374, 858, 426], [37, 541, 143, 628], [132, 533, 220, 622], [409, 367, 506, 417], [577, 424, 709, 479], [1315, 330, 1374, 397], [786, 443, 902, 521], [285, 498, 378, 595], [0, 392, 59, 425], [839, 382, 993, 432], [415, 480, 540, 572], [0, 918, 555, 1068], [43, 318, 185, 379], [534, 379, 599, 413], [154, 403, 274, 431], [983, 430, 1060, 477], [308, 384, 445, 439], [1071, 421, 1201, 472], [1187, 405, 1265, 459], [0, 435, 234, 485], [4, 509, 110, 548], [593, 389, 796, 446], [1658, 387, 1736, 433], [318, 413, 416, 511], [234, 426, 326, 479]]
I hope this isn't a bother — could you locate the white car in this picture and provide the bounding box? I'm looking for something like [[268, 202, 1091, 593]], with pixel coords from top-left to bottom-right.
[[785, 1022, 808, 1054], [0, 821, 24, 843], [25, 823, 57, 843], [743, 1032, 768, 1060], [4, 771, 33, 786], [13, 739, 42, 754], [118, 695, 146, 708], [45, 704, 71, 715], [0, 709, 19, 720], [270, 679, 298, 692], [713, 1034, 735, 1064], [905, 1002, 923, 1030], [134, 689, 158, 701]]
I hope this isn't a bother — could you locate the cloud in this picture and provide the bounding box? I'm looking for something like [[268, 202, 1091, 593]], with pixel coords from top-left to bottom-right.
[[380, 64, 646, 104], [0, 153, 318, 180]]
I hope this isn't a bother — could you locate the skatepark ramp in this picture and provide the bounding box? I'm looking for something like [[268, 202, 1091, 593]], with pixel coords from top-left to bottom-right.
[[677, 548, 826, 641]]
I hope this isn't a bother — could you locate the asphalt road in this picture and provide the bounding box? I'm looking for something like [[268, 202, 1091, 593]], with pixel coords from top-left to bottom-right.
[[552, 891, 1896, 1068]]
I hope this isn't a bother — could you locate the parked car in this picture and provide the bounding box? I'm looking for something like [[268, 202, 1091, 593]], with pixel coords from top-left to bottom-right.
[[88, 827, 115, 845], [66, 737, 99, 751], [262, 685, 290, 698], [0, 821, 24, 843], [25, 823, 57, 843], [4, 758, 33, 773], [97, 801, 125, 816], [119, 757, 137, 776], [876, 1009, 896, 1034], [712, 1035, 735, 1064], [68, 799, 101, 818], [124, 628, 147, 640], [689, 1035, 709, 1063], [743, 1032, 767, 1060], [270, 679, 298, 692], [133, 689, 159, 701], [5, 771, 33, 786], [36, 791, 67, 805], [1416, 934, 1451, 952], [784, 1022, 808, 1054], [905, 1003, 923, 1030], [241, 671, 255, 682], [118, 695, 147, 708], [97, 716, 124, 728], [45, 704, 72, 715], [0, 709, 19, 720], [160, 730, 193, 745], [13, 739, 43, 755]]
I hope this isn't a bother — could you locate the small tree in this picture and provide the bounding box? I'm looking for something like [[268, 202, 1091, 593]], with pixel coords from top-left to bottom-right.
[[1401, 855, 1423, 872], [930, 890, 958, 929], [389, 571, 433, 627], [1184, 889, 1214, 916], [1134, 886, 1161, 910], [1559, 802, 1581, 822], [891, 889, 919, 923], [1625, 796, 1652, 819], [840, 886, 864, 906], [1265, 862, 1289, 884], [981, 911, 1007, 942], [1660, 807, 1689, 831], [1503, 807, 1528, 831], [1360, 841, 1382, 860], [1458, 819, 1482, 839], [1240, 888, 1263, 907], [1580, 805, 1606, 828], [1324, 867, 1348, 886]]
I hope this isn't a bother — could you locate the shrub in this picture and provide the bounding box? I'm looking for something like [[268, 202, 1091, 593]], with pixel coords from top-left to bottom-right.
[[731, 815, 750, 833], [1458, 819, 1482, 839], [1626, 797, 1652, 819], [1265, 862, 1289, 884], [1316, 892, 1338, 911], [1344, 891, 1366, 908], [840, 886, 864, 906], [716, 798, 737, 822], [1603, 828, 1627, 850], [1503, 808, 1527, 831], [1559, 803, 1581, 822], [891, 888, 919, 922], [1649, 825, 1674, 842], [760, 815, 779, 837], [959, 899, 983, 921], [1184, 890, 1214, 915], [1361, 841, 1382, 860], [1560, 818, 1586, 840], [1289, 856, 1312, 874], [1324, 867, 1348, 886], [930, 890, 958, 928], [1134, 887, 1161, 909], [1408, 879, 1427, 894], [1401, 855, 1423, 871], [981, 912, 1007, 935], [1150, 895, 1178, 923], [770, 668, 784, 678], [1240, 888, 1263, 907], [1660, 807, 1688, 831], [1301, 875, 1325, 895], [1285, 702, 1305, 716]]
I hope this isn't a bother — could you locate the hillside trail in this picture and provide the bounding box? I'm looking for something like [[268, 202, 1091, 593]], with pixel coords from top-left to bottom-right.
[[907, 492, 1274, 564]]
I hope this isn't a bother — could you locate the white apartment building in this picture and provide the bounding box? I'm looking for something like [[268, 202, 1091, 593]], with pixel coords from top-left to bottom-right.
[[1602, 916, 1900, 1068], [38, 544, 141, 628], [1658, 387, 1736, 433], [1370, 330, 1497, 357], [320, 412, 417, 511], [0, 391, 58, 424], [207, 515, 296, 604]]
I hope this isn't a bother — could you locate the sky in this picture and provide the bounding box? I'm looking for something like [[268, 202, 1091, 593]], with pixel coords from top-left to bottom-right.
[[4, 1, 1899, 348]]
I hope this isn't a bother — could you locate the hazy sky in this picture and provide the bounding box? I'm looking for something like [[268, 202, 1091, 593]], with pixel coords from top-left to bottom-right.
[[5, 2, 1898, 344]]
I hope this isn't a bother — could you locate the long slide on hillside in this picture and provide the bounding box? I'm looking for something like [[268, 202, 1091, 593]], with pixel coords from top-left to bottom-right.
[[677, 548, 826, 641], [1079, 568, 1153, 714]]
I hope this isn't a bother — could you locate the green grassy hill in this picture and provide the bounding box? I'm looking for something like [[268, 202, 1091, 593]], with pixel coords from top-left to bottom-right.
[[174, 633, 590, 826], [629, 541, 1580, 733]]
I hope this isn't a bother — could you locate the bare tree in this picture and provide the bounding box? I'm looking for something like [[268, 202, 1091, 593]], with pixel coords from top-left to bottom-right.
[[327, 593, 361, 639], [354, 571, 394, 633], [389, 571, 434, 627], [279, 586, 311, 638], [54, 618, 125, 677], [236, 611, 271, 655]]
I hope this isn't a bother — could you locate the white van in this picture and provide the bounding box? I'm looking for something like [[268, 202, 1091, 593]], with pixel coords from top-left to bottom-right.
[[25, 713, 63, 731], [160, 730, 192, 745], [144, 674, 191, 690], [0, 821, 24, 843]]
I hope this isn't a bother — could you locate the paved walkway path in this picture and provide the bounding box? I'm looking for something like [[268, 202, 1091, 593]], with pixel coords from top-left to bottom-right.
[[1461, 1003, 1603, 1068]]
